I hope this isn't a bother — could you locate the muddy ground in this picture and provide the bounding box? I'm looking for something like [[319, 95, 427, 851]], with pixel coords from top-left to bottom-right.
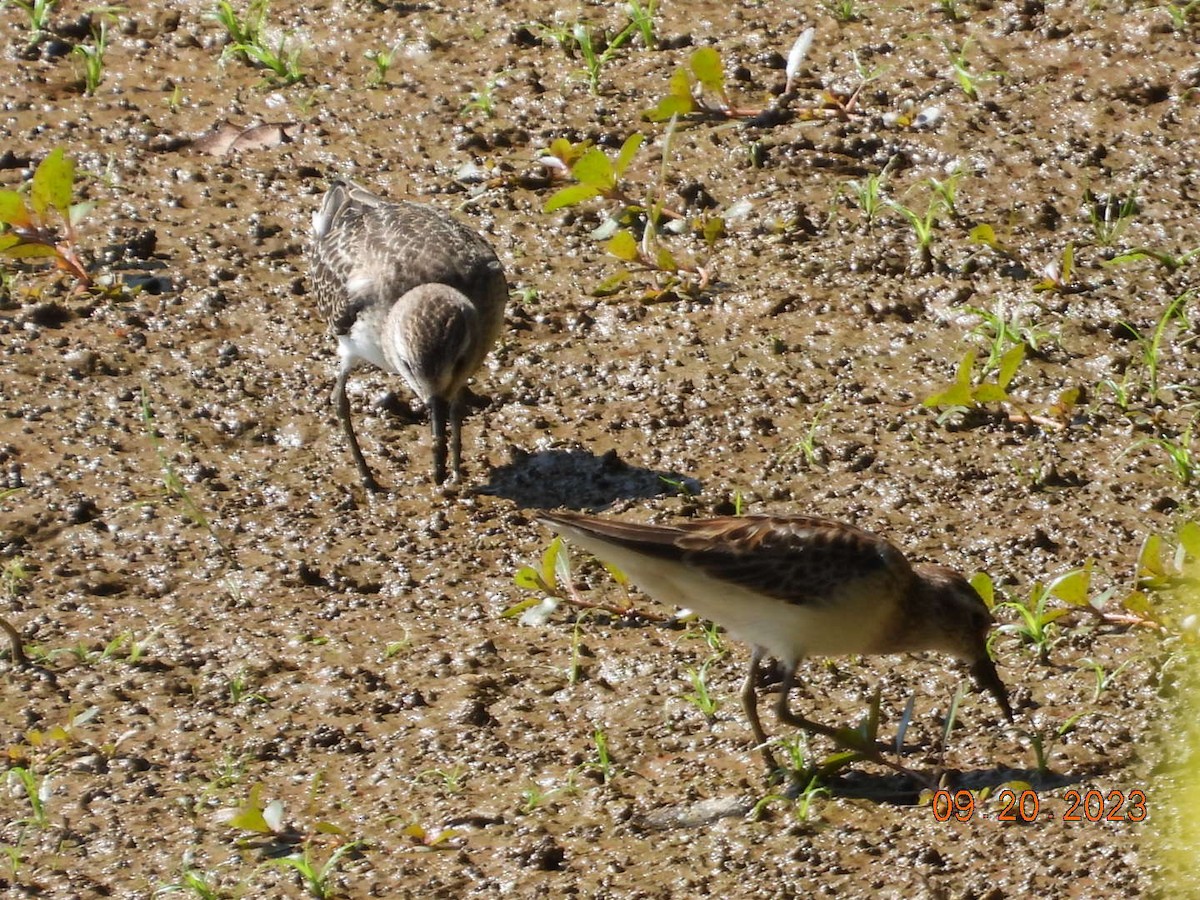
[[2, 0, 1199, 897]]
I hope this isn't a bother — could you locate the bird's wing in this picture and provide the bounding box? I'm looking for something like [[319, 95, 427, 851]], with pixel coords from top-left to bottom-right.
[[539, 512, 910, 607]]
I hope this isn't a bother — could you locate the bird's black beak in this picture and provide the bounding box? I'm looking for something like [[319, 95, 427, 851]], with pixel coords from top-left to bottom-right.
[[971, 656, 1014, 722]]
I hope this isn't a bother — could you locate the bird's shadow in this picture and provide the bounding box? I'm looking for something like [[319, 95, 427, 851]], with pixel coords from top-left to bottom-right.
[[811, 761, 1103, 806], [476, 446, 701, 511]]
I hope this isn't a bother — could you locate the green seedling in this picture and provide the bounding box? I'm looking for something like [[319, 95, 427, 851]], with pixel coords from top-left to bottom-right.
[[821, 0, 860, 21], [1032, 241, 1076, 292], [1161, 1, 1200, 30], [945, 38, 1001, 101], [936, 0, 967, 21], [570, 20, 636, 94], [751, 772, 829, 824], [626, 0, 657, 45], [228, 668, 269, 705], [1105, 245, 1200, 273], [73, 21, 107, 95], [0, 147, 94, 287], [927, 168, 964, 216], [1080, 657, 1133, 703], [364, 43, 399, 87], [844, 169, 889, 227], [461, 71, 508, 119], [1115, 291, 1192, 404], [885, 190, 946, 264], [645, 46, 761, 121], [780, 397, 832, 468], [229, 32, 305, 85], [990, 566, 1111, 662], [1023, 713, 1083, 776], [966, 302, 1053, 370], [6, 767, 49, 828], [544, 133, 645, 214], [153, 864, 231, 899], [4, 0, 57, 41], [418, 766, 467, 795], [1129, 522, 1200, 637], [1085, 186, 1139, 247], [209, 0, 268, 48], [923, 344, 1026, 420], [266, 842, 364, 899], [1133, 423, 1198, 485], [576, 727, 619, 785], [681, 653, 723, 721]]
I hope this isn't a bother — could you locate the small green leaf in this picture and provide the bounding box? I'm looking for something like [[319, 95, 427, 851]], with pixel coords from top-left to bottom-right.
[[1060, 241, 1074, 282], [541, 536, 564, 587], [31, 148, 73, 217], [645, 93, 693, 122], [570, 148, 616, 190], [996, 343, 1025, 389], [513, 566, 545, 592], [0, 190, 30, 227], [1046, 567, 1091, 606], [970, 572, 995, 607], [544, 183, 601, 213], [501, 596, 544, 618], [972, 383, 1009, 403], [614, 133, 644, 177], [313, 821, 346, 835], [1177, 521, 1200, 559], [654, 246, 678, 272], [606, 230, 640, 261], [1137, 533, 1165, 578], [690, 47, 724, 94], [602, 561, 628, 587], [702, 216, 726, 247], [3, 242, 59, 259], [969, 223, 998, 248], [228, 785, 272, 834], [592, 270, 631, 296]]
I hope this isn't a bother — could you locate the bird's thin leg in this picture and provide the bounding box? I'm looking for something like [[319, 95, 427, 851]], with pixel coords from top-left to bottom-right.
[[774, 663, 843, 740], [776, 668, 931, 783], [334, 365, 382, 493], [430, 395, 449, 485], [448, 393, 464, 482], [742, 646, 780, 775]]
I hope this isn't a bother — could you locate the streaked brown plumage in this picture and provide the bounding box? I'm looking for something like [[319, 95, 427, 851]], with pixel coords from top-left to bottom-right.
[[310, 179, 507, 490], [538, 510, 1012, 773]]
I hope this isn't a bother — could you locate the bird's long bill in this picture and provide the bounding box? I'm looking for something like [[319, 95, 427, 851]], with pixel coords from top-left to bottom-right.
[[970, 656, 1014, 721], [430, 396, 449, 485]]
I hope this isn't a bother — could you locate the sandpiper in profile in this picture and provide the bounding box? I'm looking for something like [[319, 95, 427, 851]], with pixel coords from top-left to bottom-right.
[[538, 511, 1013, 773], [310, 179, 507, 490]]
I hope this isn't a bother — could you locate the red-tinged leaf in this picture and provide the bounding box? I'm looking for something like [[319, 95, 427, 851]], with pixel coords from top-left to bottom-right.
[[570, 148, 616, 190], [0, 190, 30, 228], [544, 183, 601, 213], [31, 148, 73, 217], [606, 230, 640, 261]]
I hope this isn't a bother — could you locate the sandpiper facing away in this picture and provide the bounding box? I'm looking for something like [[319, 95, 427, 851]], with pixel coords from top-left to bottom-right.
[[538, 511, 1013, 773], [310, 179, 507, 490]]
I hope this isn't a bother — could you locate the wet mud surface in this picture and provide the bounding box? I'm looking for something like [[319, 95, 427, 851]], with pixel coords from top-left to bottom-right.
[[2, 1, 1198, 896]]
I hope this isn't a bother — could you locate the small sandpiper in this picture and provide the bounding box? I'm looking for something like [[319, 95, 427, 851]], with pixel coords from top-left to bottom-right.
[[538, 510, 1013, 773], [310, 179, 507, 490]]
